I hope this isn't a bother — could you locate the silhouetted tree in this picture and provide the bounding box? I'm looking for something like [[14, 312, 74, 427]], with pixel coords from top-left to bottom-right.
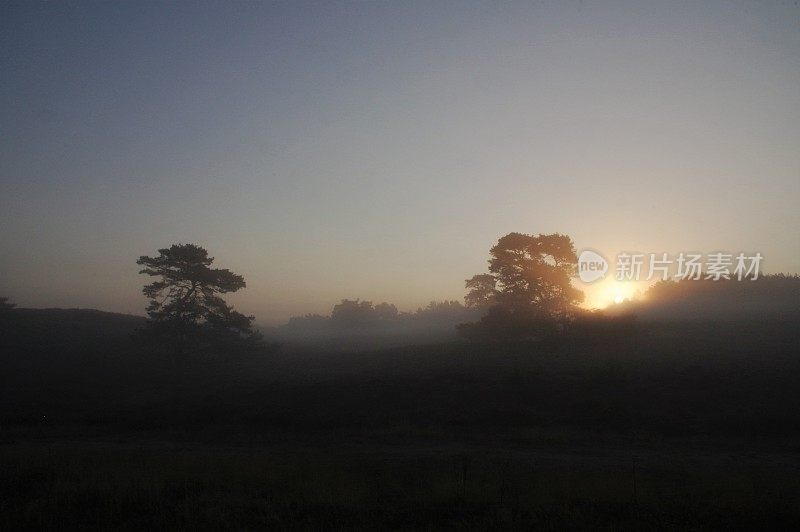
[[284, 299, 481, 333], [374, 302, 399, 322], [330, 299, 377, 328], [137, 244, 260, 354], [413, 300, 467, 317], [404, 300, 477, 328], [488, 232, 583, 315], [464, 274, 497, 308], [0, 297, 16, 311], [460, 232, 584, 339]]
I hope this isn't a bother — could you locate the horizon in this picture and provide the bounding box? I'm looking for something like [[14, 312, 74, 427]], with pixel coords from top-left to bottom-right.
[[2, 1, 799, 324]]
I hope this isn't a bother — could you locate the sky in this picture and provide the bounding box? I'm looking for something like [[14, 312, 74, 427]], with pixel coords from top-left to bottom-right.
[[1, 1, 798, 324]]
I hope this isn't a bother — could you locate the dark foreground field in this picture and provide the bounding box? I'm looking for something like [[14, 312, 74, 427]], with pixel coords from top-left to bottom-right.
[[2, 310, 800, 529], [4, 436, 800, 530]]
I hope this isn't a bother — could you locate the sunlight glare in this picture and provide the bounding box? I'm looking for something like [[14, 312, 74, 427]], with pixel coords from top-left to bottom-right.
[[580, 276, 648, 309]]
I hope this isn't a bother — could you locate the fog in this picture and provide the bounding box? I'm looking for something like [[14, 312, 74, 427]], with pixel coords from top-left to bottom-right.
[[609, 274, 800, 322]]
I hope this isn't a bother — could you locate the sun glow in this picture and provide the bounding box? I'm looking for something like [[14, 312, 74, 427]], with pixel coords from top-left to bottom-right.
[[581, 277, 647, 309]]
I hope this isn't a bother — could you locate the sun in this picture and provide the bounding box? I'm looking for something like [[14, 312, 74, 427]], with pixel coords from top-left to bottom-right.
[[605, 280, 642, 307], [608, 282, 637, 306], [581, 277, 646, 309]]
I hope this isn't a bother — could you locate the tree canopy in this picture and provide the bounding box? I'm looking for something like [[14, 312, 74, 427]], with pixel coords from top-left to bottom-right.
[[137, 244, 260, 353], [461, 232, 584, 338], [487, 232, 583, 315], [464, 274, 497, 308]]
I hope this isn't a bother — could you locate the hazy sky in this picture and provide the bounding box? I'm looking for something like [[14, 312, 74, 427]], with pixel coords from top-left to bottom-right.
[[2, 1, 798, 323]]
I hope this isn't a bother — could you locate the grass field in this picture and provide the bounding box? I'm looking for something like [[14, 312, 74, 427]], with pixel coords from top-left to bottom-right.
[[3, 436, 800, 529], [2, 310, 800, 529]]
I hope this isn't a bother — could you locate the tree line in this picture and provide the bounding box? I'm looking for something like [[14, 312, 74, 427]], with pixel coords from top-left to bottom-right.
[[127, 232, 592, 353], [286, 299, 479, 331], [3, 232, 797, 355]]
